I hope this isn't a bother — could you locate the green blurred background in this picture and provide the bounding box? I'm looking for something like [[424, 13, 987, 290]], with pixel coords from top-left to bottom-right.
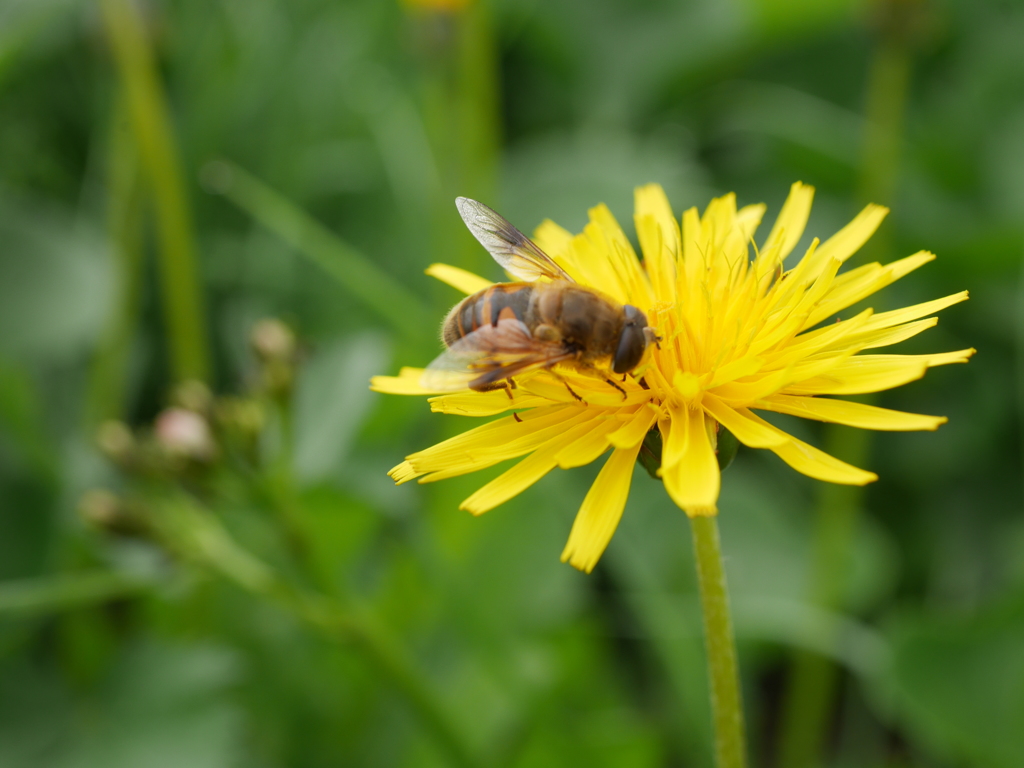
[[0, 0, 1020, 766]]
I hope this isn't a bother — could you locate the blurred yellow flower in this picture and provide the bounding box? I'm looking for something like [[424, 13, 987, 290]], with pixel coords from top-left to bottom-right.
[[372, 184, 972, 572], [401, 0, 471, 12]]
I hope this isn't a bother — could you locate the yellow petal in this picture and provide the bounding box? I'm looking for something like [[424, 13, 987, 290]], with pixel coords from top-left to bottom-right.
[[429, 390, 552, 416], [707, 356, 766, 388], [635, 184, 680, 302], [858, 291, 969, 333], [459, 417, 602, 515], [660, 401, 689, 470], [407, 405, 580, 475], [661, 407, 720, 516], [736, 203, 766, 242], [417, 407, 603, 483], [588, 203, 655, 309], [783, 348, 975, 396], [805, 251, 935, 329], [770, 434, 878, 485], [561, 443, 643, 573], [520, 374, 651, 408], [532, 219, 574, 258], [764, 308, 875, 368], [710, 368, 790, 403], [388, 461, 418, 483], [829, 317, 937, 353], [702, 395, 789, 447], [736, 410, 878, 484], [371, 367, 437, 395], [759, 394, 947, 431], [750, 257, 843, 355], [701, 193, 748, 276], [799, 203, 888, 280], [425, 263, 493, 295], [555, 418, 616, 469], [757, 181, 815, 271], [608, 405, 658, 449], [559, 229, 628, 301], [681, 206, 705, 291]]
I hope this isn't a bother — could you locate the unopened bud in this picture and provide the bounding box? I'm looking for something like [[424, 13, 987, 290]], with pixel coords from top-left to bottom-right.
[[154, 407, 216, 462], [171, 380, 213, 415], [96, 420, 135, 464], [215, 397, 266, 437], [250, 319, 296, 363], [78, 488, 122, 527], [250, 319, 297, 397]]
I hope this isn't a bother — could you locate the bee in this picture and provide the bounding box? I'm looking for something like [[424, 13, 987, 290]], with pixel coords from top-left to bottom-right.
[[421, 197, 657, 400]]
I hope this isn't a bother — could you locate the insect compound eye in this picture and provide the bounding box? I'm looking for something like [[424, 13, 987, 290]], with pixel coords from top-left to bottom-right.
[[613, 305, 650, 374]]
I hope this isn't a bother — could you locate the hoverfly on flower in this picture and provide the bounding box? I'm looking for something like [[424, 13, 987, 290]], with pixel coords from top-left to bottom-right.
[[372, 184, 972, 572], [422, 198, 659, 401]]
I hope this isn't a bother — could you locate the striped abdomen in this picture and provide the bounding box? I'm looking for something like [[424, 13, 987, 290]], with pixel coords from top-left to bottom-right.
[[442, 284, 534, 347]]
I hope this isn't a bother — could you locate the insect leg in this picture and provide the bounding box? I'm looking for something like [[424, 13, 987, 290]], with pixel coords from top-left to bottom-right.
[[598, 370, 628, 400], [547, 369, 587, 404]]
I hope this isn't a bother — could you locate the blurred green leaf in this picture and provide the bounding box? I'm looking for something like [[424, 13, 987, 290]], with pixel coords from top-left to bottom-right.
[[204, 160, 431, 339], [0, 198, 113, 362], [0, 640, 243, 768], [0, 0, 81, 91], [293, 331, 391, 486], [875, 597, 1024, 768]]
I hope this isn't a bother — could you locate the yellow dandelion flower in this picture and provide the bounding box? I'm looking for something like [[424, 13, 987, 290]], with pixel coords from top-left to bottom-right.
[[372, 183, 973, 573]]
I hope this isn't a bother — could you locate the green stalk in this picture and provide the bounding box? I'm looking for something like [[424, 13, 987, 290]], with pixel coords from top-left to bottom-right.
[[100, 0, 211, 384], [858, 35, 911, 209], [691, 515, 747, 768], [777, 5, 916, 764], [454, 2, 499, 209], [156, 497, 482, 768], [0, 571, 153, 618], [205, 161, 431, 340], [776, 431, 867, 766], [86, 91, 146, 424], [414, 2, 499, 277]]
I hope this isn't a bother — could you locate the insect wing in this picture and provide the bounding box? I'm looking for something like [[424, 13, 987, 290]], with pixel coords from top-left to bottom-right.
[[420, 315, 571, 392], [455, 197, 573, 283]]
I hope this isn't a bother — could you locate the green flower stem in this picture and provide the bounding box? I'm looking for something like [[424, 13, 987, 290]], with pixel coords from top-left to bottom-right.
[[156, 497, 483, 768], [0, 571, 154, 618], [205, 160, 431, 341], [859, 33, 912, 208], [778, 2, 917, 763], [86, 91, 145, 424], [416, 2, 499, 277], [295, 596, 485, 768], [100, 0, 211, 384], [776, 430, 867, 767], [690, 515, 747, 768]]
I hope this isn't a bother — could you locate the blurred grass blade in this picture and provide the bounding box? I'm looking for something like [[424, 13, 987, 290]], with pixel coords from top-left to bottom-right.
[[100, 0, 211, 384], [0, 360, 57, 481], [0, 571, 153, 618], [456, 2, 500, 201], [205, 160, 431, 339], [86, 91, 146, 424], [414, 2, 500, 275]]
